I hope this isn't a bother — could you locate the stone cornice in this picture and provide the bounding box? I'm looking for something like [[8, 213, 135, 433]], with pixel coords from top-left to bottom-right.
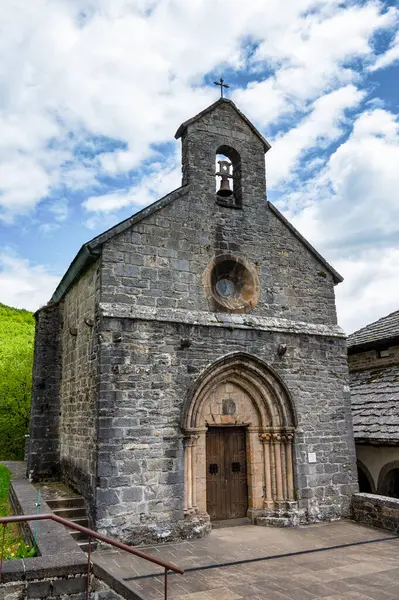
[[99, 303, 345, 338]]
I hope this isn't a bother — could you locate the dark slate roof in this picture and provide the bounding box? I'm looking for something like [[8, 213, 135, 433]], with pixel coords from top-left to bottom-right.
[[350, 365, 399, 442], [347, 310, 399, 351], [175, 98, 271, 152]]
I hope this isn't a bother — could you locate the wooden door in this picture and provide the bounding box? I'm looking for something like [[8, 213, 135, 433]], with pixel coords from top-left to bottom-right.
[[206, 427, 248, 520]]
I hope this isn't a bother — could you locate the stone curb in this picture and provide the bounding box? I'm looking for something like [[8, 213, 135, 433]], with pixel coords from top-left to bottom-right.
[[92, 560, 145, 600]]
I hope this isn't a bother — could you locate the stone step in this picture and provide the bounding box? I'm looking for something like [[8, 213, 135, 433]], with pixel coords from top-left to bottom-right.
[[212, 517, 252, 529], [66, 517, 89, 531], [78, 539, 98, 553], [47, 496, 85, 510], [27, 576, 87, 597], [71, 529, 96, 542], [256, 516, 295, 527], [52, 506, 87, 519]]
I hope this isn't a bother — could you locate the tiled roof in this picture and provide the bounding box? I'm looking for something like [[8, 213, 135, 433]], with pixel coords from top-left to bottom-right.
[[347, 310, 399, 349], [350, 365, 399, 442]]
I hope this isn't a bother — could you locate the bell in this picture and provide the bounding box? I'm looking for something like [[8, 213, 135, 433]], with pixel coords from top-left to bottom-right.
[[217, 174, 233, 197], [216, 159, 233, 198]]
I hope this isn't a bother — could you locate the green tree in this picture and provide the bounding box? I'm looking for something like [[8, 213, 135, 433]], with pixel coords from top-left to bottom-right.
[[0, 303, 35, 459]]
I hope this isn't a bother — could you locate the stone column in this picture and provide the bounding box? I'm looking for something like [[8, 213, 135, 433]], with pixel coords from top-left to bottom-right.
[[191, 434, 199, 511], [273, 433, 284, 501], [260, 433, 273, 506], [285, 432, 294, 500], [183, 436, 191, 512], [183, 433, 199, 514], [281, 441, 287, 501]]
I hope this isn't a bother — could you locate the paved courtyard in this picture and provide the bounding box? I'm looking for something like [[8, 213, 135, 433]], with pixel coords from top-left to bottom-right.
[[92, 520, 399, 600]]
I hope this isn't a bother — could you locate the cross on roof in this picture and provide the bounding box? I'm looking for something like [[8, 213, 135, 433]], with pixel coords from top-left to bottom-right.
[[213, 77, 230, 98]]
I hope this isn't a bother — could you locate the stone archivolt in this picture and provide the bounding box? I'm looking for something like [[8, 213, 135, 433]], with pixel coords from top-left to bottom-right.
[[181, 352, 296, 521]]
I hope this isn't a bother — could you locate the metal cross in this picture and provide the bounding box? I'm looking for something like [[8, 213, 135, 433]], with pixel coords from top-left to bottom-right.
[[213, 77, 230, 98]]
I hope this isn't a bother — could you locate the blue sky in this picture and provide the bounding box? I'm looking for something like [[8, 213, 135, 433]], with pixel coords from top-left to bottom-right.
[[0, 0, 398, 333]]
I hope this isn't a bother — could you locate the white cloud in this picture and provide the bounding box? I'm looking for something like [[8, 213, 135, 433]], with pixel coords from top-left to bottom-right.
[[369, 29, 399, 72], [0, 0, 397, 221], [0, 252, 60, 311], [286, 108, 399, 246], [267, 85, 366, 186], [233, 2, 397, 125], [83, 158, 180, 214], [278, 106, 399, 333], [49, 198, 69, 222], [335, 248, 399, 334]]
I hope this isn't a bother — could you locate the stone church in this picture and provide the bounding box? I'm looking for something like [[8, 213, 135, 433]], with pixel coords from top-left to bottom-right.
[[28, 97, 358, 544]]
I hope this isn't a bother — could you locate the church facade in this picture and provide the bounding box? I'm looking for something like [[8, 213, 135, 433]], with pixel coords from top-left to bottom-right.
[[28, 98, 358, 544]]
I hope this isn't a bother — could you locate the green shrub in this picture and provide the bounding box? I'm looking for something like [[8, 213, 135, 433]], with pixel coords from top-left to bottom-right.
[[0, 303, 35, 460], [0, 464, 37, 559]]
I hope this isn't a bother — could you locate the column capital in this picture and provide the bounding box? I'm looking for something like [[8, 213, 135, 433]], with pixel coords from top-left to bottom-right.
[[183, 434, 198, 448], [260, 432, 272, 443]]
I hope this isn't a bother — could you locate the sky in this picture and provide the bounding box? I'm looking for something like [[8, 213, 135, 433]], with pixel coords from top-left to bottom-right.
[[0, 0, 398, 334]]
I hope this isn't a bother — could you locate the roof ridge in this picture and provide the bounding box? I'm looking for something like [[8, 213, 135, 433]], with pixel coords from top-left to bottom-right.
[[348, 308, 399, 339], [347, 308, 399, 349]]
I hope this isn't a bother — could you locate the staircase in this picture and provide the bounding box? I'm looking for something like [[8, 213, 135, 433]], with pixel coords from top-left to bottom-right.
[[46, 496, 96, 552]]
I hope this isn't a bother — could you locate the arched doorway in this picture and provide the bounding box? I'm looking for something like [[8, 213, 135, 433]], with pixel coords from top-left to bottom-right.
[[181, 353, 296, 522]]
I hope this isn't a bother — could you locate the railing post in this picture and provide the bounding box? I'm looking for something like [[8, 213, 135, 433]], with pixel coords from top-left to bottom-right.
[[0, 523, 5, 583], [164, 568, 168, 600], [86, 536, 91, 600]]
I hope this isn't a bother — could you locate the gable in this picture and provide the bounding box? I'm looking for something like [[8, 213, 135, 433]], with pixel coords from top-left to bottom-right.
[[175, 98, 271, 153], [49, 96, 342, 307]]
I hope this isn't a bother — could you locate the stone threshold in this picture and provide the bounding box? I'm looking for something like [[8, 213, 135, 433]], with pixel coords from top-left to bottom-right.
[[100, 302, 345, 338], [211, 517, 252, 529]]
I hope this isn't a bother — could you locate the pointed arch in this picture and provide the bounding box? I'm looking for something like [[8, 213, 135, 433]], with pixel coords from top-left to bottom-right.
[[181, 353, 297, 521], [182, 352, 296, 431]]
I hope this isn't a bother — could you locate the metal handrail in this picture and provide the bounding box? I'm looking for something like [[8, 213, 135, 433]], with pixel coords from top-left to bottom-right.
[[0, 513, 184, 599]]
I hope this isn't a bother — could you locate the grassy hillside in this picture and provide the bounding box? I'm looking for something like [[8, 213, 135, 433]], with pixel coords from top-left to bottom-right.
[[0, 303, 35, 459]]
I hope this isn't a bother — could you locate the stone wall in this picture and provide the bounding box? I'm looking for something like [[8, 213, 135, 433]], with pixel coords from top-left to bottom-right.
[[59, 262, 99, 507], [95, 315, 357, 544], [28, 304, 62, 480], [0, 575, 126, 600], [348, 344, 399, 372], [351, 492, 399, 533]]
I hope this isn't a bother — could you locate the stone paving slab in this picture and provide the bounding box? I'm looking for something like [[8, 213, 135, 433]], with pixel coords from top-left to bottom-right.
[[92, 521, 399, 599], [1, 460, 27, 479]]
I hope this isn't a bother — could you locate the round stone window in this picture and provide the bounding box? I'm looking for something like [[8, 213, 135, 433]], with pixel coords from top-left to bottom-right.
[[205, 256, 259, 313]]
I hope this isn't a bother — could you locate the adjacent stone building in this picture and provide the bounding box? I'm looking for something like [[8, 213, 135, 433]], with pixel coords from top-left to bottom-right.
[[28, 98, 358, 544], [348, 310, 399, 498]]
